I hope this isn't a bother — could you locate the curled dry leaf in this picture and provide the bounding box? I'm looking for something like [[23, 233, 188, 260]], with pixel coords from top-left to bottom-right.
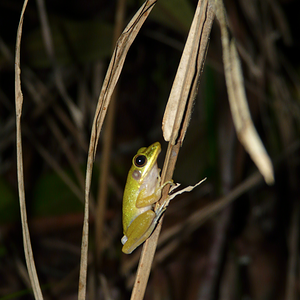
[[214, 0, 274, 185]]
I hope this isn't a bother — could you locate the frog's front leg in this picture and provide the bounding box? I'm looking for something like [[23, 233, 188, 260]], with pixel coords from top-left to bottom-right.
[[136, 180, 173, 208]]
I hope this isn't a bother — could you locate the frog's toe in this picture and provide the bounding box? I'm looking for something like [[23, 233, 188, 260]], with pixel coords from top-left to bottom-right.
[[121, 235, 128, 245]]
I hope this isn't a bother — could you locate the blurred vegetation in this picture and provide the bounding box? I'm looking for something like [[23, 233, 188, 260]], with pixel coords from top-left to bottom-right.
[[0, 0, 300, 299]]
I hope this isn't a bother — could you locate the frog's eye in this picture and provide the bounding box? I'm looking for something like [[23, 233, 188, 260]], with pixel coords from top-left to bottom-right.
[[134, 155, 147, 167]]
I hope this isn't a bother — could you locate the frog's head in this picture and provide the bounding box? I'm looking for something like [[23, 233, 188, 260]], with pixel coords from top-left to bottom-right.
[[131, 142, 161, 182]]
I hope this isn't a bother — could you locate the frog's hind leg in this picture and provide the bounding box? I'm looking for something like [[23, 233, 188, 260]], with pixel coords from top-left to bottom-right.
[[122, 210, 156, 254]]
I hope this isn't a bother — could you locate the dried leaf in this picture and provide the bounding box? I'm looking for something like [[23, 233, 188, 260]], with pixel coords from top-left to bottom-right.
[[162, 0, 214, 143], [166, 178, 207, 203]]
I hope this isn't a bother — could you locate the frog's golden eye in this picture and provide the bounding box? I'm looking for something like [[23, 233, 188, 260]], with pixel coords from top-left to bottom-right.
[[134, 155, 147, 167]]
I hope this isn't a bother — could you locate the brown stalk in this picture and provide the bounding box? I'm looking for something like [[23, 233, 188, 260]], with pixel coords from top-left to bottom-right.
[[130, 1, 215, 299]]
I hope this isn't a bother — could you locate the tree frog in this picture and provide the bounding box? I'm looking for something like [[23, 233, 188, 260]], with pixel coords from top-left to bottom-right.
[[121, 142, 172, 254]]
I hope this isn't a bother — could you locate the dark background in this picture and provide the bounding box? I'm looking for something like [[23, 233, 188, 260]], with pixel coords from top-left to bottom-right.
[[0, 0, 299, 299]]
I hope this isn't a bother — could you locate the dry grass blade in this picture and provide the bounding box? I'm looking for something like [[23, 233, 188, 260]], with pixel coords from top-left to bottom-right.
[[130, 1, 215, 299], [15, 0, 44, 299], [95, 0, 126, 265], [215, 0, 274, 185], [78, 1, 158, 299]]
